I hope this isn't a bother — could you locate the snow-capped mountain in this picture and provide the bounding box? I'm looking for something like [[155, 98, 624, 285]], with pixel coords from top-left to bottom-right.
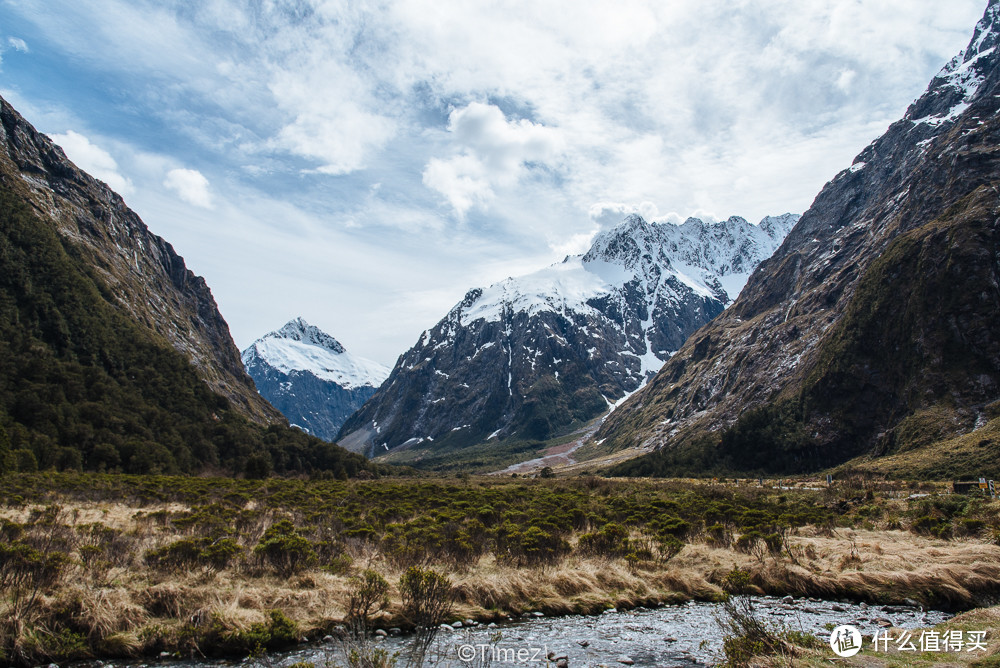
[[242, 318, 390, 441], [337, 213, 795, 461]]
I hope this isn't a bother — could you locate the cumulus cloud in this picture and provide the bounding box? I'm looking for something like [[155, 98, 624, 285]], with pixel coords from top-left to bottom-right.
[[4, 0, 989, 362], [7, 37, 29, 52], [163, 168, 212, 208], [48, 130, 134, 195], [268, 64, 395, 175], [423, 103, 563, 216]]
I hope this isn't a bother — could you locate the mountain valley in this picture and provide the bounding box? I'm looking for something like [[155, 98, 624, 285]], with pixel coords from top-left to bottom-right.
[[336, 213, 796, 469]]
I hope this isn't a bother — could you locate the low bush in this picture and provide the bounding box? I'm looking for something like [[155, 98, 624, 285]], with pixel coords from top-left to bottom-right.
[[253, 521, 316, 576]]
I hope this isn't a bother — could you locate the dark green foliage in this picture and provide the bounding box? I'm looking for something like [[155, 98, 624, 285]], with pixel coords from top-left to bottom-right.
[[495, 523, 570, 566], [578, 522, 631, 557], [608, 433, 723, 478], [253, 520, 317, 576], [718, 402, 824, 473], [0, 171, 379, 478], [800, 193, 1000, 461], [657, 534, 684, 562], [0, 472, 910, 580], [196, 609, 298, 655], [145, 536, 243, 571], [516, 376, 607, 441], [0, 541, 68, 599]]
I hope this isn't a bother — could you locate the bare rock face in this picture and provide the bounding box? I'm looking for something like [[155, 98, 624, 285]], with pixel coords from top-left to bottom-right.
[[337, 213, 794, 460], [601, 0, 1000, 474], [0, 96, 281, 425]]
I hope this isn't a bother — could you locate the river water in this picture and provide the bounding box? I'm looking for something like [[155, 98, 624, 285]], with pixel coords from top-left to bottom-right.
[[136, 596, 949, 668]]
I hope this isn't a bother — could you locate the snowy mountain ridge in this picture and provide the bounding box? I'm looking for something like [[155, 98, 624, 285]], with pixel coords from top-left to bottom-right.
[[242, 317, 388, 391], [337, 212, 796, 462], [450, 213, 796, 331]]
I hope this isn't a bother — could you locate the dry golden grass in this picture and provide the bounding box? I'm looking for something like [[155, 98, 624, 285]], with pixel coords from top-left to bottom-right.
[[4, 496, 1000, 664]]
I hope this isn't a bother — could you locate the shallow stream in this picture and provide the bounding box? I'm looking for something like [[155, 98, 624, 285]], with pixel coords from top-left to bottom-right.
[[134, 597, 949, 668]]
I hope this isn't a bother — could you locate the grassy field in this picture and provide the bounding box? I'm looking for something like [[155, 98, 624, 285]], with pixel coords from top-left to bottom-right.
[[1, 472, 998, 666]]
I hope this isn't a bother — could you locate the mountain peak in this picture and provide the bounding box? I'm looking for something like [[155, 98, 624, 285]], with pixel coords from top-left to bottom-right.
[[903, 1, 1000, 127], [269, 317, 346, 354], [243, 319, 390, 442], [965, 0, 1000, 63], [583, 212, 798, 282], [243, 318, 389, 390], [583, 214, 663, 268], [598, 1, 1000, 477]]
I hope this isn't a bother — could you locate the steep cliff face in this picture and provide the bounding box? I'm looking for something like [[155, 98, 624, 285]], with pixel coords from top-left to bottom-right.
[[602, 0, 1000, 475], [0, 94, 383, 477], [337, 213, 794, 462], [0, 96, 280, 425], [242, 318, 389, 441]]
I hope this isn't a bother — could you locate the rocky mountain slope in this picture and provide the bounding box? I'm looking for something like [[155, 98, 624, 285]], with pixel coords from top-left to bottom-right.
[[0, 97, 279, 425], [242, 318, 389, 441], [337, 213, 795, 462], [602, 0, 1000, 477], [0, 95, 376, 477]]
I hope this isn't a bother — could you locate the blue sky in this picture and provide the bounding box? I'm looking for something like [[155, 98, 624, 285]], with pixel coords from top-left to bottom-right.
[[0, 0, 986, 365]]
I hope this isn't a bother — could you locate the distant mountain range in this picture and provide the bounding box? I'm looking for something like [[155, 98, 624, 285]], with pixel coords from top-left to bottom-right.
[[242, 318, 389, 441], [601, 0, 1000, 480], [336, 212, 795, 466]]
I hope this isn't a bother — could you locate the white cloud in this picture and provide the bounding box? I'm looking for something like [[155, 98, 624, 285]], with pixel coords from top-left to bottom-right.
[[836, 68, 857, 92], [589, 201, 662, 228], [48, 130, 134, 195], [549, 230, 599, 257], [7, 37, 29, 52], [423, 103, 563, 216], [268, 65, 395, 175], [5, 0, 990, 363], [422, 154, 493, 217], [163, 168, 212, 208]]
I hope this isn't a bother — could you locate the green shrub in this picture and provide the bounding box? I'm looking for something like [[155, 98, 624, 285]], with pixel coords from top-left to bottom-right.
[[202, 538, 243, 569], [958, 518, 986, 536], [200, 609, 299, 655], [910, 515, 951, 539], [253, 520, 317, 576], [658, 534, 685, 562], [145, 538, 203, 570], [577, 522, 631, 557]]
